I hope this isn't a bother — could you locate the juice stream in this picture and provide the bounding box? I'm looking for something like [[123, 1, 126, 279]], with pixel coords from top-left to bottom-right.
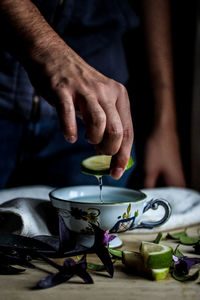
[[96, 176, 103, 203]]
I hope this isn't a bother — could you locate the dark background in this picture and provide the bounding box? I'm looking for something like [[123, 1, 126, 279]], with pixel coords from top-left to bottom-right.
[[124, 0, 197, 189]]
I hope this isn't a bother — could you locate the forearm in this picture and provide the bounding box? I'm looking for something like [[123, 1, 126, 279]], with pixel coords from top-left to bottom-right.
[[0, 0, 68, 66], [140, 0, 177, 130]]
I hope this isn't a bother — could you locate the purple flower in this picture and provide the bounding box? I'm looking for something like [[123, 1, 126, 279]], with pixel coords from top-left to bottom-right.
[[172, 255, 179, 264], [173, 255, 200, 275], [103, 230, 116, 246]]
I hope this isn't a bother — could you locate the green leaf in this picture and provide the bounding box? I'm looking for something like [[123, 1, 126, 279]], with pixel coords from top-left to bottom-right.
[[108, 248, 123, 259], [166, 230, 187, 240], [172, 269, 199, 282], [174, 245, 184, 259], [87, 262, 105, 271], [180, 236, 199, 245], [153, 232, 163, 244], [167, 229, 200, 245]]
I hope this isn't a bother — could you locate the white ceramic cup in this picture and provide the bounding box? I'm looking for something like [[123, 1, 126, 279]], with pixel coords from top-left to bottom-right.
[[50, 185, 171, 234]]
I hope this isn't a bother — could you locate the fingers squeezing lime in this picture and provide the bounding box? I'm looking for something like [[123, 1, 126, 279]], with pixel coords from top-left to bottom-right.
[[81, 155, 134, 177]]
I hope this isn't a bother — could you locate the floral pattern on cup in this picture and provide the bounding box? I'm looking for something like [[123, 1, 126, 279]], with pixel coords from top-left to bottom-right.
[[110, 209, 139, 233], [60, 207, 101, 225]]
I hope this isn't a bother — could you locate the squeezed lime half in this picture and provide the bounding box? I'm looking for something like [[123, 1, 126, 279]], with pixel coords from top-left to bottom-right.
[[81, 155, 134, 176], [140, 241, 173, 269]]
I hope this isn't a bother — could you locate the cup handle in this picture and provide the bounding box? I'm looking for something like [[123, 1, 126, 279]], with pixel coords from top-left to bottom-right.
[[134, 198, 172, 229]]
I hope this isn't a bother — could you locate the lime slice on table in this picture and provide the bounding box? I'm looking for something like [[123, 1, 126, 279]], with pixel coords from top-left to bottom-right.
[[81, 155, 134, 176], [140, 241, 173, 269], [150, 267, 170, 281], [122, 245, 172, 280]]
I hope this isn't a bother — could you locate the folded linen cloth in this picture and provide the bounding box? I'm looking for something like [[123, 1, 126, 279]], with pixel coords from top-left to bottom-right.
[[0, 186, 199, 236], [0, 186, 56, 236]]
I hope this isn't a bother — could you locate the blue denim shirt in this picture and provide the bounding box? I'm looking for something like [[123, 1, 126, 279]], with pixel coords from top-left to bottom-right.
[[0, 0, 139, 121]]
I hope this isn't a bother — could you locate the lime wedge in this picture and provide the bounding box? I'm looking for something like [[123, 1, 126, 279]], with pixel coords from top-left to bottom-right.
[[81, 155, 134, 176], [150, 267, 170, 280], [140, 241, 173, 269], [122, 250, 170, 280], [123, 250, 145, 272]]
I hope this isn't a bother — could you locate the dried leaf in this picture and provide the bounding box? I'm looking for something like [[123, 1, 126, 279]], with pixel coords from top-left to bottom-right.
[[36, 255, 93, 289], [33, 235, 59, 252], [36, 271, 73, 289], [194, 241, 200, 254], [0, 232, 55, 253], [172, 269, 199, 282], [0, 252, 35, 269], [0, 263, 25, 275]]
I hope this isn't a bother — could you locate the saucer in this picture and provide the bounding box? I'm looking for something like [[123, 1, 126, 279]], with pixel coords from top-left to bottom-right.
[[75, 233, 123, 249], [108, 234, 123, 248]]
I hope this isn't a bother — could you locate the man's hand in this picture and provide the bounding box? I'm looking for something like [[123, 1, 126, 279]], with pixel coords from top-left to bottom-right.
[[144, 127, 186, 188], [0, 0, 134, 179], [28, 42, 134, 179]]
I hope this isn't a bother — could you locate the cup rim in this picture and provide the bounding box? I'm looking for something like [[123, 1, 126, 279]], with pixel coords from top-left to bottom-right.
[[49, 185, 147, 206]]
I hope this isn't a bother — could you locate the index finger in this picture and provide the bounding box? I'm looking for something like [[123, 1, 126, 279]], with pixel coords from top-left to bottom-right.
[[55, 88, 77, 143], [110, 88, 134, 179]]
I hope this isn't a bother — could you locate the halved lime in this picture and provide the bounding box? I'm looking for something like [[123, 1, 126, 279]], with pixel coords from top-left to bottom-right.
[[140, 241, 173, 269], [81, 155, 134, 176]]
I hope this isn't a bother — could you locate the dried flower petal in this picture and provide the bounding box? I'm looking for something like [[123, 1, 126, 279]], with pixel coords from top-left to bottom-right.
[[173, 254, 200, 275], [194, 241, 200, 254], [0, 252, 35, 269], [0, 264, 25, 275], [182, 256, 200, 272], [103, 230, 116, 246], [36, 270, 73, 289], [90, 224, 114, 277], [36, 255, 93, 289], [172, 255, 179, 264], [172, 269, 199, 282], [58, 215, 76, 253]]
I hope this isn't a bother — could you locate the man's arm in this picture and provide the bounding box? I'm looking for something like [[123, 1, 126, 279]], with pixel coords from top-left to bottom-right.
[[0, 0, 134, 179], [140, 0, 186, 187]]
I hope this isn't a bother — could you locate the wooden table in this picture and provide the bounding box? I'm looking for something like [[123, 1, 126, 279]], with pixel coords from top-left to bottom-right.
[[0, 226, 200, 300]]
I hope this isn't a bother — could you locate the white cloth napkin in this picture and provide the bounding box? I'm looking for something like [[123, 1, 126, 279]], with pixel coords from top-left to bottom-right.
[[0, 186, 54, 236], [0, 186, 199, 236]]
